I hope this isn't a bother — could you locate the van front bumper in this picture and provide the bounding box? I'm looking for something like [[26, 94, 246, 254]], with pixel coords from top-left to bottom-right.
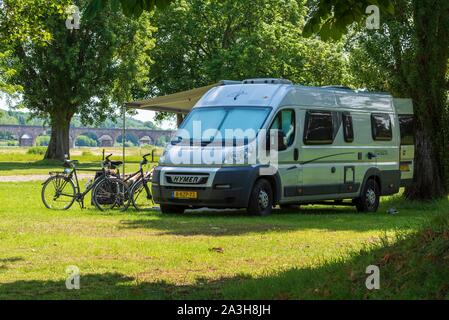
[[151, 166, 258, 208]]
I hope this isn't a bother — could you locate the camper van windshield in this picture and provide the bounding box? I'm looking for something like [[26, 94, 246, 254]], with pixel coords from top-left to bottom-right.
[[173, 107, 271, 144]]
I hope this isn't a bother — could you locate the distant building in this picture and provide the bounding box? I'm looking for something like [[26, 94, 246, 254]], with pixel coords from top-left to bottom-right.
[[139, 136, 152, 146], [20, 134, 33, 147], [98, 135, 113, 147]]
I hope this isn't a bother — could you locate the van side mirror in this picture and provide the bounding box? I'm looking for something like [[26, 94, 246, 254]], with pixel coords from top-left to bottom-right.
[[267, 129, 287, 151]]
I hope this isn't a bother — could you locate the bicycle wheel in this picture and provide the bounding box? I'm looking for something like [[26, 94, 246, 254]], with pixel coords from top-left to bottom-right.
[[41, 175, 76, 210], [92, 177, 130, 212], [131, 179, 155, 211]]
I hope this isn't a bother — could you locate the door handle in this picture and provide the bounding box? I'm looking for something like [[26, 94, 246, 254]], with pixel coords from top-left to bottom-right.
[[367, 152, 377, 160], [293, 148, 299, 161], [331, 167, 336, 173]]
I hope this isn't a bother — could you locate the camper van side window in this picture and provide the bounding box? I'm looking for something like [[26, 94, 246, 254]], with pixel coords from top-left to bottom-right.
[[398, 115, 414, 145], [371, 113, 392, 141], [270, 109, 296, 147], [342, 112, 354, 143], [303, 111, 334, 145]]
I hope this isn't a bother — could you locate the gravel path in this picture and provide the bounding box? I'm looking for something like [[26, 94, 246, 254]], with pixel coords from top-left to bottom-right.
[[0, 174, 93, 182]]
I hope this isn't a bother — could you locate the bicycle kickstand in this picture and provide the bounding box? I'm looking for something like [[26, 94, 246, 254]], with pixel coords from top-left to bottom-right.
[[77, 199, 85, 209]]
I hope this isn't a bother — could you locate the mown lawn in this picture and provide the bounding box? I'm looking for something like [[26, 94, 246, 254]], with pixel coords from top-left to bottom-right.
[[0, 181, 446, 299]]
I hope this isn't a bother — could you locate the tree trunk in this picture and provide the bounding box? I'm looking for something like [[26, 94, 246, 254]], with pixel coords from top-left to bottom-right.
[[44, 113, 72, 161], [404, 125, 445, 200], [404, 0, 449, 200], [176, 113, 185, 127]]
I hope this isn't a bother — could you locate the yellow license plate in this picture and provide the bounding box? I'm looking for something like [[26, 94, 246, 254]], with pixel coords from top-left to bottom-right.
[[172, 191, 198, 199]]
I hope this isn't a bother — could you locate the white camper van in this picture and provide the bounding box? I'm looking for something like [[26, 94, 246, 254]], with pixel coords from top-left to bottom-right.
[[151, 79, 414, 215]]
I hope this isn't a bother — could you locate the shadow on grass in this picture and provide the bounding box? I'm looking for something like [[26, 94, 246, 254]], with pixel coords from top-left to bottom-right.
[[0, 160, 101, 172], [117, 197, 447, 236], [1, 215, 447, 299], [1, 221, 446, 300]]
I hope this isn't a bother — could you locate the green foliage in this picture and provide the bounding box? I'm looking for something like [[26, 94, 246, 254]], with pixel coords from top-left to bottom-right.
[[0, 140, 18, 146], [0, 110, 19, 125], [26, 146, 47, 155], [303, 0, 394, 40], [308, 0, 449, 199], [85, 0, 172, 18], [9, 0, 144, 125], [145, 0, 352, 122], [0, 1, 72, 94], [3, 0, 155, 159], [156, 135, 168, 147], [346, 0, 415, 95], [116, 133, 139, 146], [36, 135, 51, 146], [0, 131, 15, 140], [76, 135, 97, 147]]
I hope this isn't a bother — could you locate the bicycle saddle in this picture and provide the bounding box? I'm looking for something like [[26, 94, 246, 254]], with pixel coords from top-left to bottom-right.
[[110, 161, 123, 166], [63, 159, 79, 167]]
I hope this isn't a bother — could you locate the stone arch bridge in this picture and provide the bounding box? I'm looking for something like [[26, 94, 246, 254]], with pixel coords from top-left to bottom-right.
[[0, 124, 174, 147]]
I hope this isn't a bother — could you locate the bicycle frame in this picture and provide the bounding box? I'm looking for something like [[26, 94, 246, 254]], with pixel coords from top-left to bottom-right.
[[125, 154, 154, 203], [52, 166, 112, 208]]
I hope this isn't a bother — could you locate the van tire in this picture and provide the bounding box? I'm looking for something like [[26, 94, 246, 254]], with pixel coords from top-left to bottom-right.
[[160, 204, 186, 214], [247, 179, 273, 216], [355, 179, 380, 213]]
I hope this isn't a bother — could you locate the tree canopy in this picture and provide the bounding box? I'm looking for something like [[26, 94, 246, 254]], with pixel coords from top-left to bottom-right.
[[142, 0, 352, 121], [307, 0, 449, 200], [3, 0, 154, 159]]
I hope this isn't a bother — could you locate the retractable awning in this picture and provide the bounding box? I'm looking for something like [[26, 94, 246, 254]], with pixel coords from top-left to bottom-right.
[[125, 82, 220, 114]]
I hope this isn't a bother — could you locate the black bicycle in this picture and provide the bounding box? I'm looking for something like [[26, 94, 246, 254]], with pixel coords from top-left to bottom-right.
[[41, 155, 130, 211], [125, 153, 155, 211]]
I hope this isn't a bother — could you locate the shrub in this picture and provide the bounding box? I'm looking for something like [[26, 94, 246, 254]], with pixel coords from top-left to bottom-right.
[[76, 135, 97, 147], [27, 146, 47, 155], [36, 135, 50, 146], [7, 140, 18, 146]]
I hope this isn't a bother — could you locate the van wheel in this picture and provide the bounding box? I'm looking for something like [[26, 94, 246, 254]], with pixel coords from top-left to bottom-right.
[[247, 179, 273, 216], [160, 204, 186, 214], [355, 179, 380, 213]]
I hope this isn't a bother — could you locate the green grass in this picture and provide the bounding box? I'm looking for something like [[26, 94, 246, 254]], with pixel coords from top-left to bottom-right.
[[0, 147, 160, 176], [0, 180, 447, 299]]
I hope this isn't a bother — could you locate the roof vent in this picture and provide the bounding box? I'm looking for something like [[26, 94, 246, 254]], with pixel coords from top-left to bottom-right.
[[322, 85, 353, 91], [242, 78, 292, 85]]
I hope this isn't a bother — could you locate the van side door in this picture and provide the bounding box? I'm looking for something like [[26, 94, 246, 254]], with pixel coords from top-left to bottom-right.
[[268, 108, 301, 201], [299, 110, 344, 199]]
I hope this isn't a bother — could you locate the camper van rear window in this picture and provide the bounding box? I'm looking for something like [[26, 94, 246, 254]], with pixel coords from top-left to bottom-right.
[[303, 111, 334, 144], [371, 113, 392, 141], [398, 115, 414, 145], [342, 112, 354, 143]]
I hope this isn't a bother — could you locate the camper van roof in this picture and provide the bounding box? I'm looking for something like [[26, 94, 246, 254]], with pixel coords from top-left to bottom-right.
[[194, 81, 394, 112], [126, 78, 394, 113]]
